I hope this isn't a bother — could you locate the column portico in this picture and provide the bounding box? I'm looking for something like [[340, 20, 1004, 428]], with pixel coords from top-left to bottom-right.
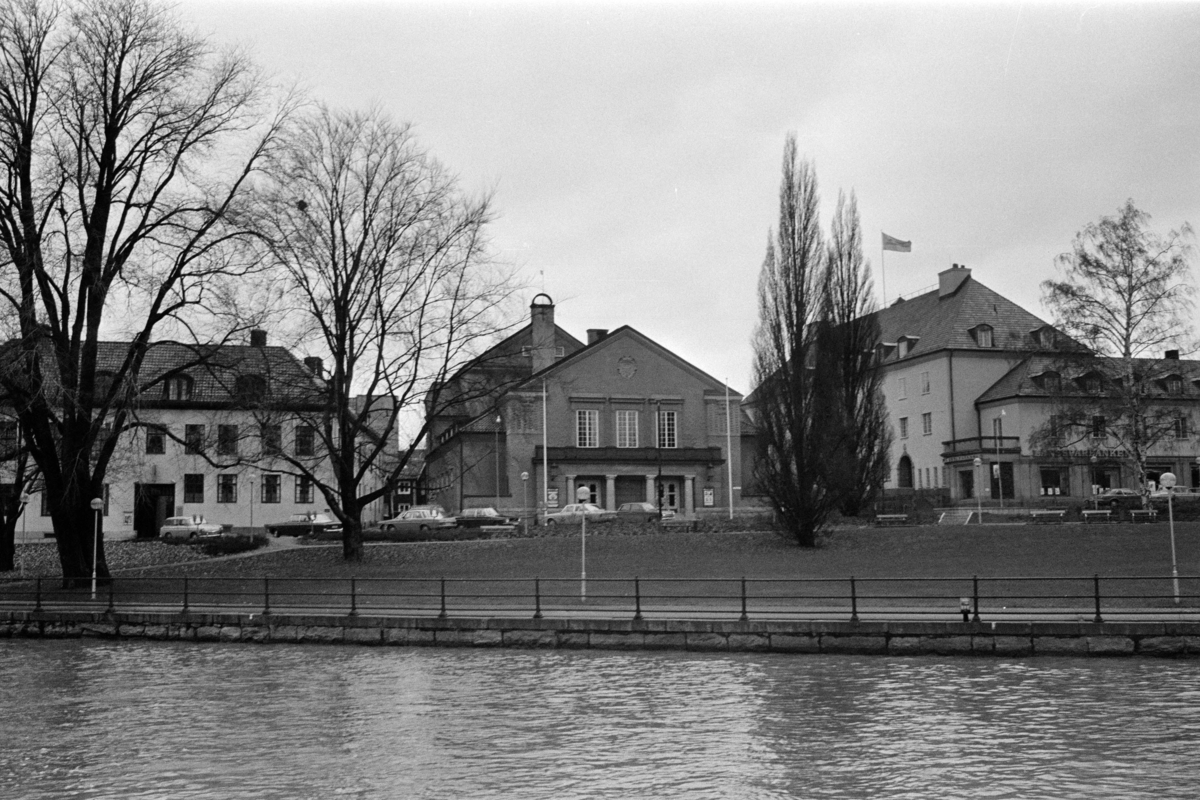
[[605, 475, 617, 510], [684, 475, 695, 516], [645, 474, 656, 504]]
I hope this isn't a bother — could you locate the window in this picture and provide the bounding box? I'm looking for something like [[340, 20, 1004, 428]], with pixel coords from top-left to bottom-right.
[[1048, 415, 1065, 444], [1084, 374, 1102, 393], [974, 325, 994, 348], [992, 416, 1004, 439], [615, 410, 638, 448], [183, 474, 204, 504], [576, 410, 599, 448], [217, 424, 239, 456], [145, 426, 166, 455], [1167, 376, 1184, 395], [162, 375, 193, 400], [1176, 416, 1189, 439], [261, 424, 281, 456], [217, 474, 238, 503], [1040, 371, 1062, 392], [185, 424, 205, 455], [0, 421, 17, 456], [1041, 468, 1068, 497], [295, 425, 315, 457], [657, 409, 677, 449], [897, 340, 909, 358], [897, 377, 907, 399], [261, 473, 281, 504], [899, 417, 908, 439], [920, 371, 930, 395], [922, 412, 932, 436], [295, 475, 314, 504], [1091, 416, 1105, 439]]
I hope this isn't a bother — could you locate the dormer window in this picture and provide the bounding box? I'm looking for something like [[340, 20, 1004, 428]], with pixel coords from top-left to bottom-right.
[[971, 324, 994, 348], [1031, 326, 1057, 349], [1036, 371, 1062, 392], [1079, 373, 1103, 394], [896, 336, 920, 358], [162, 375, 194, 401], [1166, 375, 1184, 395], [234, 374, 267, 404]]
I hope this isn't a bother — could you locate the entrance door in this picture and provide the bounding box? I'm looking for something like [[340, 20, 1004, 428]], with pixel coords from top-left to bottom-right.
[[134, 483, 176, 539], [959, 469, 974, 499], [657, 479, 679, 513], [989, 462, 1015, 499]]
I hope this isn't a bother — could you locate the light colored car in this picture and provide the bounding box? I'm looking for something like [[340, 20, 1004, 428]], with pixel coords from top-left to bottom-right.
[[265, 512, 343, 537], [379, 506, 457, 533], [544, 503, 617, 525], [160, 515, 224, 541]]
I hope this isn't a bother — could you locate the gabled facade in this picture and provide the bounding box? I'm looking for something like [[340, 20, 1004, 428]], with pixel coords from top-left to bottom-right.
[[425, 297, 743, 518]]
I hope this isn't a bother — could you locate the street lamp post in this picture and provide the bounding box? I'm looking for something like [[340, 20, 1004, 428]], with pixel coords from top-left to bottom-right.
[[495, 414, 502, 511], [1090, 456, 1098, 509], [18, 493, 29, 578], [89, 497, 104, 600], [521, 471, 529, 536], [1161, 471, 1181, 604], [249, 473, 256, 529], [577, 484, 590, 601], [973, 458, 982, 524]]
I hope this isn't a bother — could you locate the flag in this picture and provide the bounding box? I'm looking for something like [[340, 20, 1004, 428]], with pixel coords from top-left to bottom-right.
[[882, 232, 911, 252]]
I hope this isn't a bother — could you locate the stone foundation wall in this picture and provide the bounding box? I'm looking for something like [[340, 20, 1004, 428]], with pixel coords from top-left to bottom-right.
[[3, 611, 1200, 657]]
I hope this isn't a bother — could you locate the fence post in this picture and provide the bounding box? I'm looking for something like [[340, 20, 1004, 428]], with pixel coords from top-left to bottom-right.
[[34, 577, 41, 612], [533, 578, 542, 620], [972, 575, 981, 623], [438, 578, 447, 619], [1093, 573, 1104, 624], [740, 577, 749, 622], [850, 576, 859, 623], [349, 577, 358, 616], [634, 577, 643, 621], [182, 576, 189, 613], [263, 577, 270, 615]]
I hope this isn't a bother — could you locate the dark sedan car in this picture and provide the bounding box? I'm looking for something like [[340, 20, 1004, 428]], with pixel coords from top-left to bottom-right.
[[264, 512, 343, 537], [456, 507, 518, 529], [1093, 488, 1145, 511], [615, 502, 661, 522]]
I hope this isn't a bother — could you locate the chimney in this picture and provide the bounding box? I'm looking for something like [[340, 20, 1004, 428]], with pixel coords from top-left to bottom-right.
[[587, 329, 608, 345], [303, 356, 324, 377], [1165, 349, 1180, 360], [249, 329, 267, 347], [938, 264, 971, 298], [530, 293, 556, 373]]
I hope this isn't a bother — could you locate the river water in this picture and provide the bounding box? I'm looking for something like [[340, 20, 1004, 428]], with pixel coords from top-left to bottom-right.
[[3, 641, 1200, 799]]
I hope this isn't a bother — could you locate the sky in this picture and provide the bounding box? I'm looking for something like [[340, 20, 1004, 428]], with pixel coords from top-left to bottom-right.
[[180, 0, 1200, 396]]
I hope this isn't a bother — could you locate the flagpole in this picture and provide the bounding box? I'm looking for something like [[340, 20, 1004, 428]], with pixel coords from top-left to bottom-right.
[[880, 241, 887, 306]]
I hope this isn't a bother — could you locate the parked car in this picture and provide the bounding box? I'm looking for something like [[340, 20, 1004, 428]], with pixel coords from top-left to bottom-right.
[[160, 515, 224, 541], [264, 512, 343, 537], [379, 505, 457, 533], [544, 503, 617, 525], [615, 502, 662, 522], [1094, 488, 1145, 511], [456, 507, 518, 529]]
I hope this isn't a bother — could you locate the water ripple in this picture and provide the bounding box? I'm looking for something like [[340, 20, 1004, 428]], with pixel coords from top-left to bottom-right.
[[3, 642, 1200, 799]]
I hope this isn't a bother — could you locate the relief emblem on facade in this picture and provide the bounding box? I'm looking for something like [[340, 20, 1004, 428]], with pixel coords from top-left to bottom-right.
[[617, 356, 637, 379]]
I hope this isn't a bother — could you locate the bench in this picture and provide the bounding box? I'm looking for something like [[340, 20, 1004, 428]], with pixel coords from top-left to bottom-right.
[[1129, 509, 1159, 523], [875, 514, 910, 527], [661, 517, 697, 532], [1030, 509, 1067, 523], [1081, 509, 1114, 523]]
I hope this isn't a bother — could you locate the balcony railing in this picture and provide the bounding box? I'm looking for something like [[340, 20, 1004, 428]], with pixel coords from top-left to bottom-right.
[[942, 436, 1021, 457]]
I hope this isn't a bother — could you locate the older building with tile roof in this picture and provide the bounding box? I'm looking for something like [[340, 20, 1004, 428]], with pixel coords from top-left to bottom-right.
[[10, 330, 335, 540], [874, 265, 1200, 507], [425, 295, 744, 519]]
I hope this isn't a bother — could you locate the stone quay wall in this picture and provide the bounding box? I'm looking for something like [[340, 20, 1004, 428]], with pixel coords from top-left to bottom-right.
[[5, 610, 1200, 657]]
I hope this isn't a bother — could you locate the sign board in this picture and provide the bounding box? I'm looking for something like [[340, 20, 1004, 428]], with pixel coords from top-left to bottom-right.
[[703, 487, 714, 507], [546, 488, 559, 507]]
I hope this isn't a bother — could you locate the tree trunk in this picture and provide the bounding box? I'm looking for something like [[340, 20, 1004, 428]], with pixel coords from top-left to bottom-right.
[[49, 478, 108, 589]]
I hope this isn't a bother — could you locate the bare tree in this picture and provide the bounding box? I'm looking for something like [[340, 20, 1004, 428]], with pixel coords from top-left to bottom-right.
[[0, 0, 289, 584], [1040, 199, 1196, 495], [254, 105, 515, 561], [751, 135, 833, 546], [815, 190, 890, 517]]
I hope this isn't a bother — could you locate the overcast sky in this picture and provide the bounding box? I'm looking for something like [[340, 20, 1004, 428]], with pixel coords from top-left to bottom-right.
[[181, 0, 1200, 395]]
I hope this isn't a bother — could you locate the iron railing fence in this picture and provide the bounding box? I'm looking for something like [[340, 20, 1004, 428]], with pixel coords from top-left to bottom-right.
[[2, 575, 1199, 623]]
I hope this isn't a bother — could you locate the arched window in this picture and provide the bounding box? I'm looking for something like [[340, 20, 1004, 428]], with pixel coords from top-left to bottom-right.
[[234, 374, 267, 404], [897, 455, 914, 489]]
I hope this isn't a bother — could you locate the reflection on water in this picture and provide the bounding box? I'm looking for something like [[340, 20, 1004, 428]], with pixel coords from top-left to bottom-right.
[[2, 641, 1200, 799]]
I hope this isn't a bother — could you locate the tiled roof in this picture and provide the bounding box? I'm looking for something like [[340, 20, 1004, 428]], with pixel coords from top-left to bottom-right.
[[976, 353, 1200, 404], [873, 275, 1058, 361]]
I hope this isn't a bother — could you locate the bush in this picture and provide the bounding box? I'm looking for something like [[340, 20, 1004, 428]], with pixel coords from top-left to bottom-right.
[[196, 533, 270, 557]]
